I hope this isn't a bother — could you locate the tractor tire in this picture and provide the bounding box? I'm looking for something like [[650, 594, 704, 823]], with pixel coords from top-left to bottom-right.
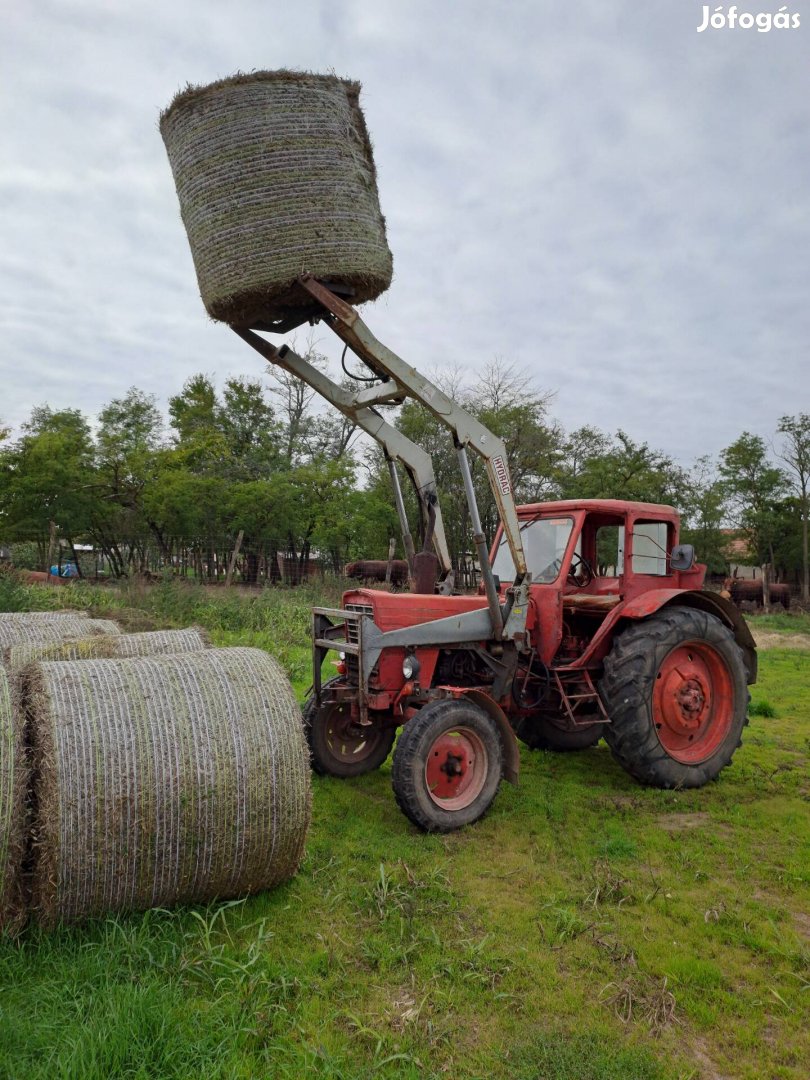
[[515, 715, 603, 752], [391, 699, 503, 833], [303, 679, 396, 778], [599, 607, 749, 789]]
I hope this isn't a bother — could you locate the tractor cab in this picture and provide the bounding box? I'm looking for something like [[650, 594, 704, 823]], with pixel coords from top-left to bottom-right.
[[490, 499, 706, 667]]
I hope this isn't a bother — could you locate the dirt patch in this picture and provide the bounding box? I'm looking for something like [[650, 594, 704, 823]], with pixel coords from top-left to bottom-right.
[[93, 606, 158, 633], [656, 812, 711, 831], [792, 910, 810, 943], [752, 630, 810, 651], [689, 1036, 731, 1080]]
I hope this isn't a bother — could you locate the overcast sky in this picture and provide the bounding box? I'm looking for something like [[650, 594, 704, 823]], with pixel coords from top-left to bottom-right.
[[1, 0, 807, 466]]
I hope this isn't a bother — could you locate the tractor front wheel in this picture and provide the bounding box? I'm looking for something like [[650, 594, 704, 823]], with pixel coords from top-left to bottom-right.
[[599, 607, 748, 788], [303, 680, 396, 778], [391, 699, 503, 832]]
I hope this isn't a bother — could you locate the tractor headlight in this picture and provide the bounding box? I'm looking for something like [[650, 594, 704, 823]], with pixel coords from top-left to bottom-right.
[[402, 654, 420, 680]]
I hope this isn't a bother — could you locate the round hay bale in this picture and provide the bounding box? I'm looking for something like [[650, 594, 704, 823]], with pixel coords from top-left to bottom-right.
[[0, 617, 121, 664], [7, 627, 210, 672], [0, 610, 89, 619], [160, 70, 393, 326], [27, 647, 310, 927], [0, 669, 26, 935]]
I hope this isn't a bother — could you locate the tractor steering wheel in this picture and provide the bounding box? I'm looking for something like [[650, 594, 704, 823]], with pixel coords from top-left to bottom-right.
[[567, 553, 594, 588]]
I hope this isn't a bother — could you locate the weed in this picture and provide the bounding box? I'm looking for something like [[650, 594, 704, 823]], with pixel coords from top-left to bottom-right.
[[750, 699, 777, 717], [583, 861, 634, 908], [600, 974, 678, 1034]]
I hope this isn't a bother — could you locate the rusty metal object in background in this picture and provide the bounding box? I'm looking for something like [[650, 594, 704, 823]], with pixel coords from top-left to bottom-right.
[[344, 560, 409, 586]]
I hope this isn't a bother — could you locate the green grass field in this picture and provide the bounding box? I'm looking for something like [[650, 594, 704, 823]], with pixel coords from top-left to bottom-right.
[[0, 578, 807, 1079]]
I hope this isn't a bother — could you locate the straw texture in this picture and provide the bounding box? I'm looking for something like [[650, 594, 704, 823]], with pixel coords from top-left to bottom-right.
[[7, 627, 210, 672], [28, 647, 310, 927], [0, 618, 121, 664], [0, 669, 25, 934], [0, 610, 89, 620], [160, 70, 393, 325]]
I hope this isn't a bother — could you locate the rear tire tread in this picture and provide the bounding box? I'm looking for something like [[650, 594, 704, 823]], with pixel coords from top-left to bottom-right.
[[599, 608, 749, 789]]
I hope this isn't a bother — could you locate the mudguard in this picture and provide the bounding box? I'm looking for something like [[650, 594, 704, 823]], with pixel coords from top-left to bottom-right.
[[620, 589, 757, 683], [440, 687, 521, 785]]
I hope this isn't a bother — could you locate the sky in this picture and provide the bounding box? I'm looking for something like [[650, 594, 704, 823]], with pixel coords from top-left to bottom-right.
[[1, 0, 807, 467]]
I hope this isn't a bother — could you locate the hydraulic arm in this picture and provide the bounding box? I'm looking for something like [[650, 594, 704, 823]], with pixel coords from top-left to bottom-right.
[[234, 276, 529, 623]]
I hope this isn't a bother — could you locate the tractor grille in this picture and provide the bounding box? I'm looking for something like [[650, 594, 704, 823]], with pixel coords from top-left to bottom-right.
[[344, 603, 373, 685], [345, 604, 374, 646]]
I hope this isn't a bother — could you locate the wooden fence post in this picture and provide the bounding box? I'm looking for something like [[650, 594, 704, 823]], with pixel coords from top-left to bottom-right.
[[225, 530, 244, 587], [384, 537, 397, 586]]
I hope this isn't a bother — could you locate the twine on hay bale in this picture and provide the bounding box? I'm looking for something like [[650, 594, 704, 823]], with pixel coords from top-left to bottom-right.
[[7, 627, 210, 672], [0, 610, 90, 620], [160, 70, 393, 326], [27, 647, 311, 927], [0, 617, 121, 664], [0, 669, 26, 935]]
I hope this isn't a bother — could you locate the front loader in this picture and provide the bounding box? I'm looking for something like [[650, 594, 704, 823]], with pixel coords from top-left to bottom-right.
[[236, 277, 757, 832]]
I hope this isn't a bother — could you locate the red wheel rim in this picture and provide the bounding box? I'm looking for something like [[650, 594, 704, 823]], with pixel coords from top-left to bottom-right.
[[325, 705, 386, 765], [652, 640, 734, 764], [424, 727, 488, 810]]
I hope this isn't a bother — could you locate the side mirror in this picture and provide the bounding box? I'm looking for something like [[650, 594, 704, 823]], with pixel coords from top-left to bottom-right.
[[670, 544, 696, 571]]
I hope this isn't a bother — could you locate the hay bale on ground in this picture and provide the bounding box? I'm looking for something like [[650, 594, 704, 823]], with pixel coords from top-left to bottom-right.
[[7, 627, 210, 671], [0, 669, 25, 935], [27, 647, 310, 927], [0, 610, 89, 619], [160, 70, 393, 326], [0, 618, 121, 665]]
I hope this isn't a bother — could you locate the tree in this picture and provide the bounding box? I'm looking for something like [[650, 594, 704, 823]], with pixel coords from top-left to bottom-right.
[[679, 456, 729, 575], [777, 414, 810, 603], [168, 374, 218, 441], [93, 388, 164, 575], [555, 426, 613, 493], [559, 429, 689, 507], [0, 406, 96, 571], [719, 433, 789, 609], [218, 377, 281, 478]]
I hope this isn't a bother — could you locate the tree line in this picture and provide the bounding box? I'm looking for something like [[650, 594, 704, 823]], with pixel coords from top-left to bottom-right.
[[0, 348, 807, 601]]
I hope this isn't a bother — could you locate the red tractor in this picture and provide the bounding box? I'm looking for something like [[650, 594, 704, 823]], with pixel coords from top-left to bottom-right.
[[237, 279, 757, 832]]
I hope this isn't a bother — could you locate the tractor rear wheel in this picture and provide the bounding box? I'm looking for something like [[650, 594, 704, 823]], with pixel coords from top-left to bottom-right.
[[391, 699, 503, 832], [515, 715, 603, 752], [599, 607, 748, 788], [303, 679, 396, 778]]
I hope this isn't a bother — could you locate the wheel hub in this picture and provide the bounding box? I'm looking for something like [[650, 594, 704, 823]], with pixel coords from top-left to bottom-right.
[[674, 678, 706, 726], [652, 641, 733, 764], [325, 706, 385, 764], [424, 728, 488, 810]]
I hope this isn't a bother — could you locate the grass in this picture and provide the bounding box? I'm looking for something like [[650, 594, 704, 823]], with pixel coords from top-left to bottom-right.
[[0, 577, 808, 1078], [747, 610, 810, 635]]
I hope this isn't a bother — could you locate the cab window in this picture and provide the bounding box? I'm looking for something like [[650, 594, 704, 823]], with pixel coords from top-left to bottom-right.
[[492, 517, 574, 583], [632, 521, 670, 576], [596, 525, 624, 576]]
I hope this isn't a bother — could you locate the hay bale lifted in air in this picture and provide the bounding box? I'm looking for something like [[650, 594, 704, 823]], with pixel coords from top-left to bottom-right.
[[160, 70, 393, 326], [7, 627, 210, 672], [0, 617, 121, 664], [0, 669, 25, 935], [27, 647, 310, 928]]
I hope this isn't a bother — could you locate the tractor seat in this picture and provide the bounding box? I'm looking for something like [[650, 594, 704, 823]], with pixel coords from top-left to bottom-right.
[[562, 593, 622, 612]]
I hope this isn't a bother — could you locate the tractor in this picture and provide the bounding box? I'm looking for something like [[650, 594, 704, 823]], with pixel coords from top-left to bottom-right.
[[236, 277, 757, 832]]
